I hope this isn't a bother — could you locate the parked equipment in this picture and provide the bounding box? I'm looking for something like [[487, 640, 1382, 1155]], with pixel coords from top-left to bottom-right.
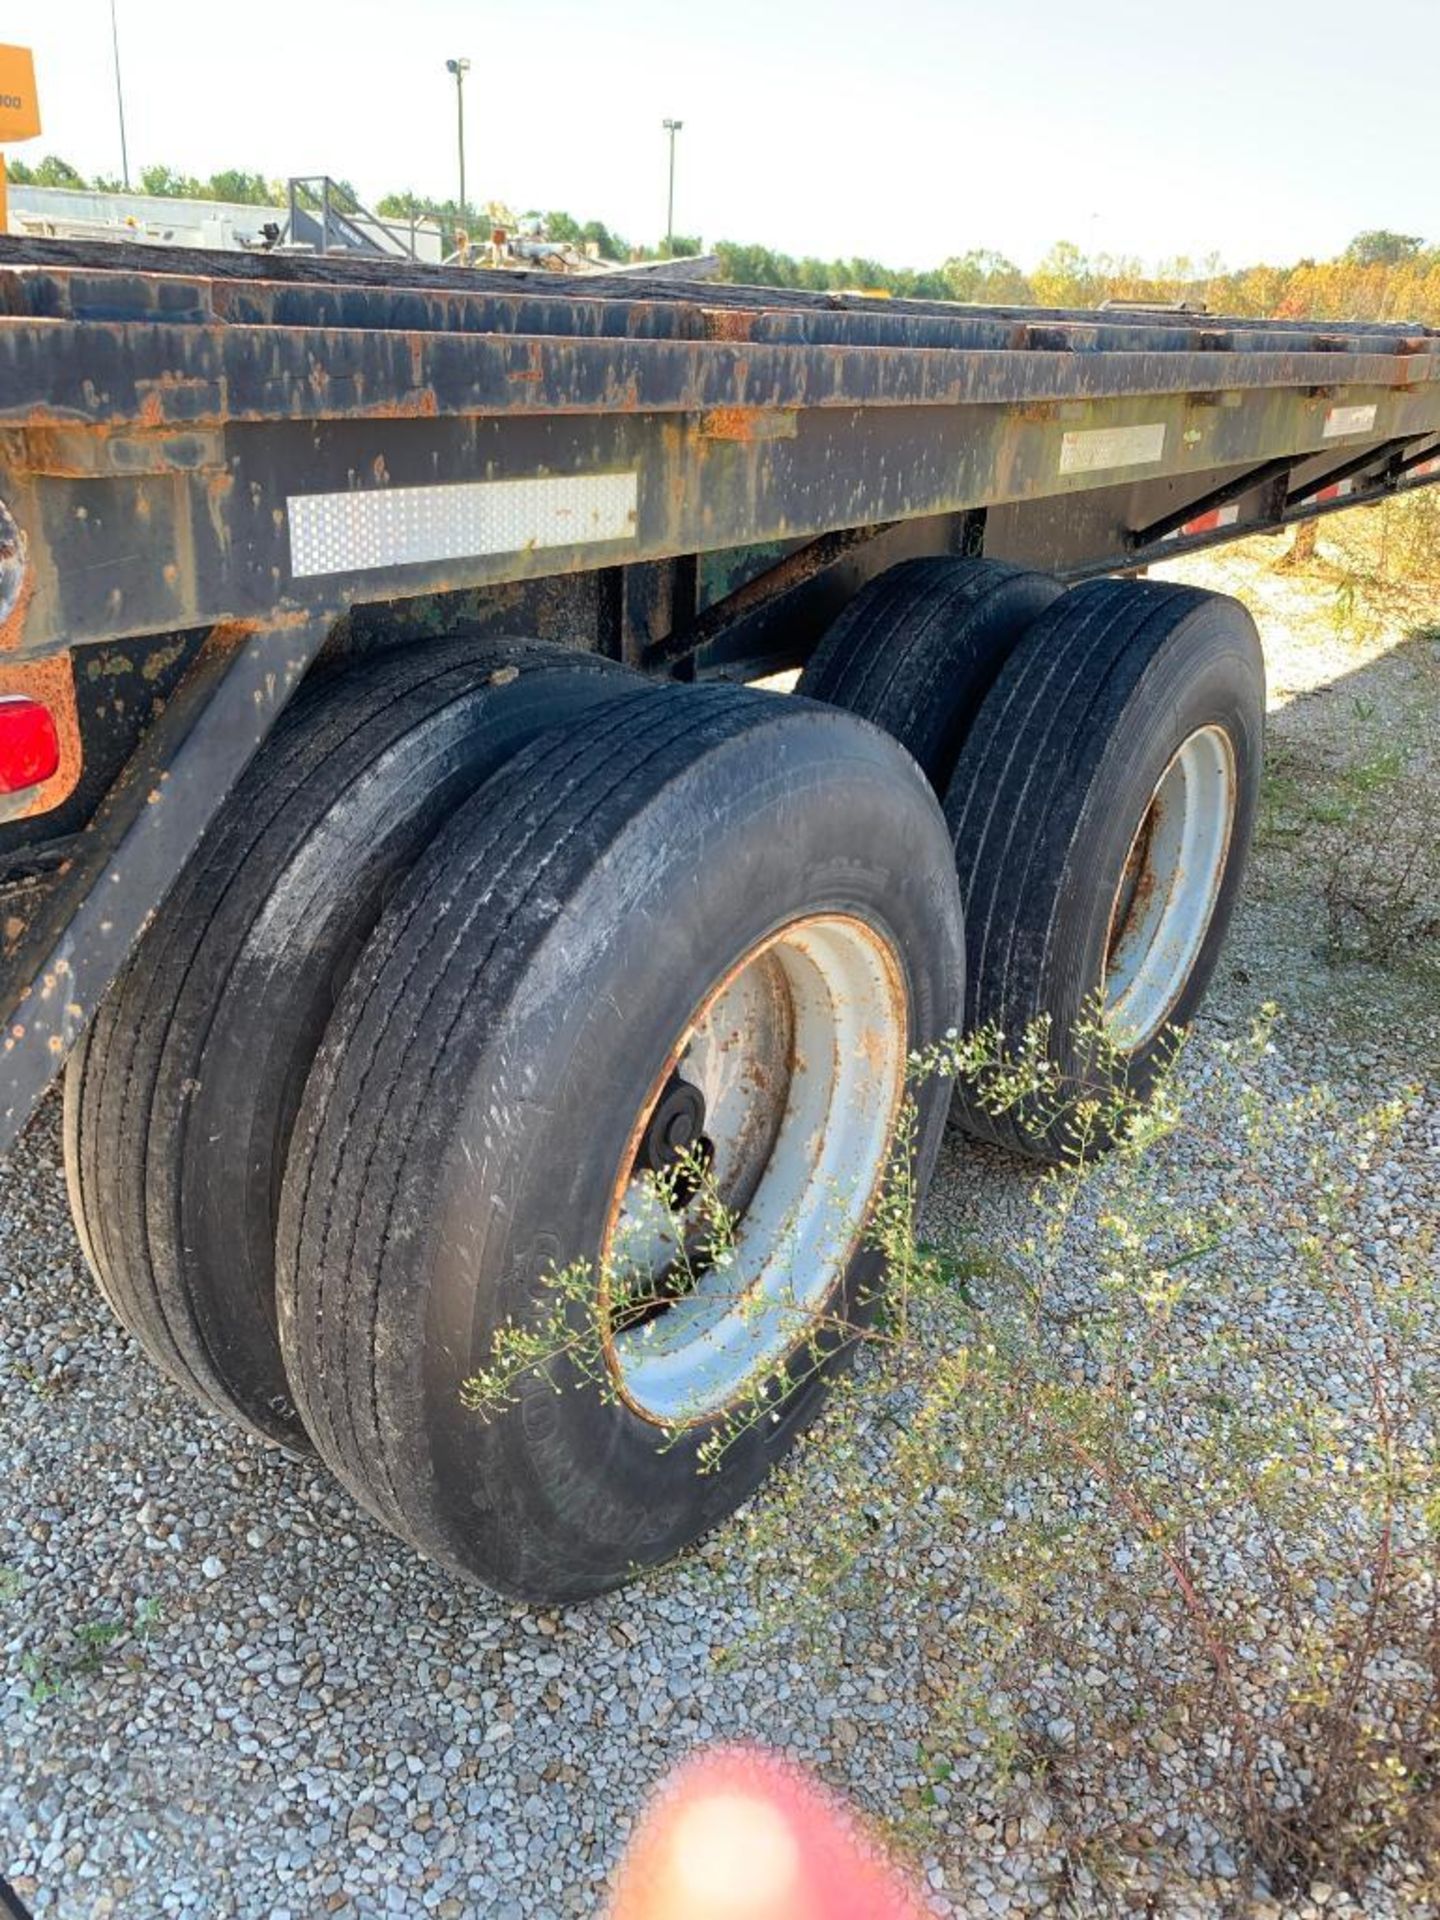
[[2, 237, 1437, 1595]]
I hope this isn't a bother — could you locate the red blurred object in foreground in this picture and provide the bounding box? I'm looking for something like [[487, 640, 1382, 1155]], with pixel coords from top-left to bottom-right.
[[0, 697, 59, 794], [609, 1745, 929, 1920]]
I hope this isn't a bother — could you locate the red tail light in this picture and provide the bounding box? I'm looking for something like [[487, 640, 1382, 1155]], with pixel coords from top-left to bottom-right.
[[0, 695, 60, 794]]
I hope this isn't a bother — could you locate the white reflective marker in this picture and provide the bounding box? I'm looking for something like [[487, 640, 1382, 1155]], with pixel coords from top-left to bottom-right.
[[287, 471, 639, 578]]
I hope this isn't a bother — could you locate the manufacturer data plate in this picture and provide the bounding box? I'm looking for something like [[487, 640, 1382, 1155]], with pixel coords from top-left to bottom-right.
[[1323, 404, 1379, 439], [288, 472, 640, 579], [1058, 423, 1168, 475]]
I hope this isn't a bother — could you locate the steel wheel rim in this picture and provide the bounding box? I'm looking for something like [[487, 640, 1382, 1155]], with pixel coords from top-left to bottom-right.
[[602, 914, 908, 1428], [1103, 724, 1237, 1050]]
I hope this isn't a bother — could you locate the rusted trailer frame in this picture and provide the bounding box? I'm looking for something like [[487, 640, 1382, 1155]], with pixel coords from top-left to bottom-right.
[[1, 236, 1438, 1149]]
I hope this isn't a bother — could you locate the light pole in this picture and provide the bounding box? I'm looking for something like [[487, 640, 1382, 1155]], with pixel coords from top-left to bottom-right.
[[110, 0, 131, 188], [446, 57, 471, 227], [662, 117, 682, 253]]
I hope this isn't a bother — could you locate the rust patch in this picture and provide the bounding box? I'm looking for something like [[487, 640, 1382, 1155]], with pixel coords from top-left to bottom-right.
[[356, 390, 442, 419], [132, 371, 221, 424], [0, 569, 33, 655], [699, 408, 798, 443], [0, 495, 29, 652], [19, 425, 226, 478], [702, 309, 756, 343], [0, 651, 82, 819], [141, 638, 187, 684], [1106, 803, 1160, 971]]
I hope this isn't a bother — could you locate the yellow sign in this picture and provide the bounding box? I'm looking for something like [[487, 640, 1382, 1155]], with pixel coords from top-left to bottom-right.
[[0, 46, 41, 143]]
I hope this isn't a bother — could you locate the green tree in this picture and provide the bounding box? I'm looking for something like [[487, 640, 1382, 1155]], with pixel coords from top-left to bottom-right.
[[942, 248, 1031, 304], [13, 154, 87, 189], [140, 163, 202, 199], [715, 242, 799, 287], [580, 218, 628, 261], [206, 170, 275, 207], [1344, 229, 1425, 267], [1032, 238, 1099, 307], [376, 190, 428, 220]]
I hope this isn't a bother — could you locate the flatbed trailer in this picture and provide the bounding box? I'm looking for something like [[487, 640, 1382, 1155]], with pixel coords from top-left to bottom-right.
[[1, 236, 1437, 1599]]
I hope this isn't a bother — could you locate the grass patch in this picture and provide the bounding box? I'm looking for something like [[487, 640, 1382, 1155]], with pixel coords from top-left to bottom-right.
[[15, 1596, 164, 1708], [1256, 693, 1440, 975], [464, 1011, 1440, 1902], [732, 1024, 1439, 1903]]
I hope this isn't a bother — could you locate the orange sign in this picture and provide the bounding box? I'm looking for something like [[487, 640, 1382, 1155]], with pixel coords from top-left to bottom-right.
[[0, 46, 41, 143]]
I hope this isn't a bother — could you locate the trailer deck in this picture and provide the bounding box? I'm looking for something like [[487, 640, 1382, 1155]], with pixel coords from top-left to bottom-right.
[[1, 236, 1438, 1148], [2, 236, 1438, 663]]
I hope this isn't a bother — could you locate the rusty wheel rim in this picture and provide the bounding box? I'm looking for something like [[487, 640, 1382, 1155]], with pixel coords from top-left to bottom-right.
[[602, 914, 908, 1428], [1103, 723, 1237, 1050]]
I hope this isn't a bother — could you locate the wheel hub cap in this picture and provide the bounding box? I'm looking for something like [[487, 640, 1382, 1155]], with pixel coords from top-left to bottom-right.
[[1103, 723, 1237, 1050], [604, 914, 908, 1427]]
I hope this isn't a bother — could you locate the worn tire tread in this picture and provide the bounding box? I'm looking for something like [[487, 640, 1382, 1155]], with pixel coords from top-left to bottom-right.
[[798, 556, 1063, 790], [945, 579, 1264, 1157], [64, 636, 626, 1439]]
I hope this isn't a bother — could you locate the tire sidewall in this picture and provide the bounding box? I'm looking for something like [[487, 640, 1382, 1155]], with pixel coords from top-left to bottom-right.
[[1045, 606, 1265, 1090], [154, 653, 629, 1444], [393, 729, 962, 1597]]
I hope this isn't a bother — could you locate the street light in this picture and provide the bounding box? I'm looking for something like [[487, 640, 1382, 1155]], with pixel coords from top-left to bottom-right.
[[446, 57, 471, 227], [662, 117, 683, 253], [110, 0, 131, 188]]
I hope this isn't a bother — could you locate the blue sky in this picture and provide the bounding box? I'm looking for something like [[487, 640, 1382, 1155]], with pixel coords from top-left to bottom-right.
[[13, 0, 1439, 270]]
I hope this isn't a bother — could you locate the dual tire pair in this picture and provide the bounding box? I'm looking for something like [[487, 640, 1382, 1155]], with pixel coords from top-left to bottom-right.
[[67, 635, 963, 1598], [68, 558, 1265, 1600], [800, 560, 1266, 1153]]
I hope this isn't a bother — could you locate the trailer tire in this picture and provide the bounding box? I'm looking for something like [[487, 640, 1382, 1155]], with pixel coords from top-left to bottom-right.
[[945, 578, 1264, 1159], [276, 686, 964, 1600], [798, 557, 1064, 791], [64, 637, 631, 1448]]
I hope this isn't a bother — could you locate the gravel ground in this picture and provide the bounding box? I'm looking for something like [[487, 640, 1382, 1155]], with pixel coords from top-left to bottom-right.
[[2, 534, 1437, 1918]]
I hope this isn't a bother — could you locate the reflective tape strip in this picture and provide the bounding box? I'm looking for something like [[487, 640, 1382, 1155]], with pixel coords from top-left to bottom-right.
[[1165, 502, 1241, 541], [287, 471, 640, 578], [1058, 423, 1167, 475], [1323, 404, 1378, 439]]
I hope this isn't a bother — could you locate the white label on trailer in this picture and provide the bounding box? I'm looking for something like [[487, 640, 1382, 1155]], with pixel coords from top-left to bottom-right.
[[1323, 404, 1378, 439], [287, 472, 640, 578], [1058, 423, 1167, 475]]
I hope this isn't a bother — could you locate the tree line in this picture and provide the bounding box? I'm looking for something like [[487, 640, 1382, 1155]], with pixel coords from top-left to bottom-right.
[[8, 157, 1438, 325]]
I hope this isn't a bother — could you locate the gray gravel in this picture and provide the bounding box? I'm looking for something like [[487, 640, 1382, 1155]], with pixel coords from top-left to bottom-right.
[[2, 548, 1437, 1918]]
